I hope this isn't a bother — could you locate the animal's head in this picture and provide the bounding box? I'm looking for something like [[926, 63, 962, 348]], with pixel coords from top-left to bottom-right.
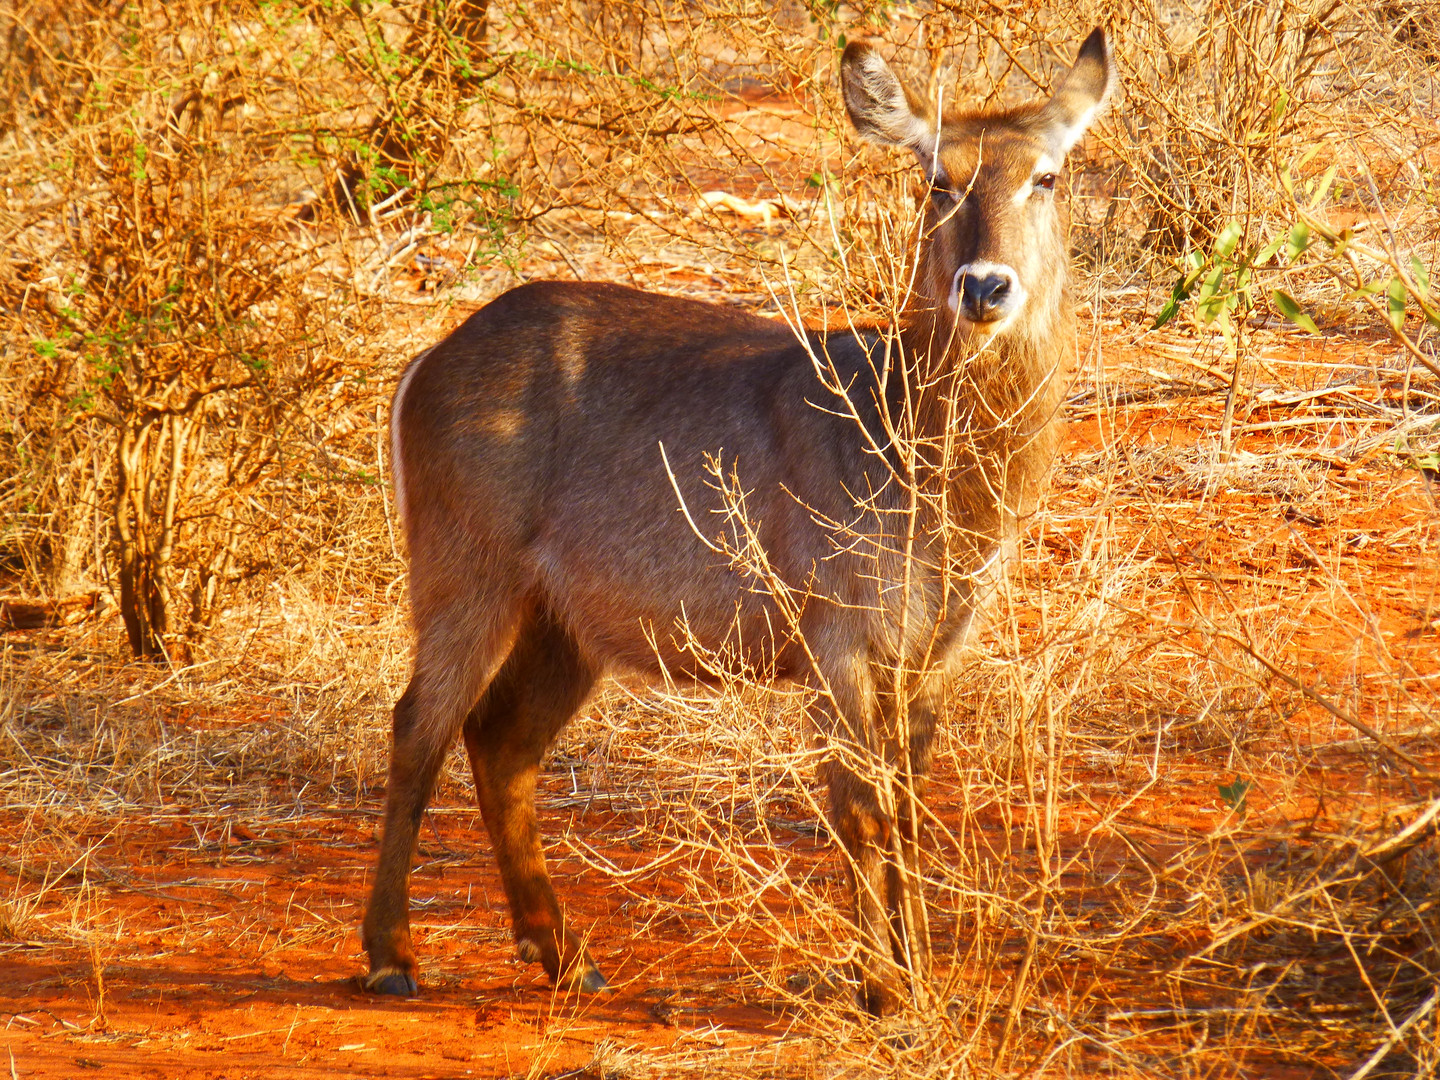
[[841, 29, 1111, 341]]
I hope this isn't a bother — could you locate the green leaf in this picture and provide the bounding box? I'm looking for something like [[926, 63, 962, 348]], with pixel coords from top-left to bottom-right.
[[1348, 278, 1387, 298], [1219, 777, 1252, 815], [1215, 309, 1235, 352], [1152, 296, 1181, 330], [1214, 221, 1243, 259], [1180, 257, 1208, 293], [1285, 222, 1310, 262], [1152, 272, 1194, 329], [1308, 164, 1338, 210], [1296, 144, 1323, 172], [1197, 292, 1227, 325], [1272, 289, 1320, 333], [1269, 88, 1289, 128], [1386, 276, 1407, 331], [1255, 232, 1286, 265], [1197, 263, 1225, 303], [1412, 255, 1432, 296]]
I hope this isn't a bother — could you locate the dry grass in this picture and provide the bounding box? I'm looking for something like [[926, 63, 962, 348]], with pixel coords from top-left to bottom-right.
[[2, 1, 1438, 1077]]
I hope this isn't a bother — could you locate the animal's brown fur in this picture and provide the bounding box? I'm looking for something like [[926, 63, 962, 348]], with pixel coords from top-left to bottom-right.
[[361, 28, 1111, 1014]]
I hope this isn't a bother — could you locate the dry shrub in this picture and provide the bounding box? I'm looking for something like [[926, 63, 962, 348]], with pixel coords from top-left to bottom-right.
[[1, 2, 391, 659], [0, 2, 1437, 1078], [5, 1, 1435, 642]]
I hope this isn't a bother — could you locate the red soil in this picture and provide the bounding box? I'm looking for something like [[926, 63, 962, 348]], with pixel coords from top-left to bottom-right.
[[2, 323, 1436, 1078]]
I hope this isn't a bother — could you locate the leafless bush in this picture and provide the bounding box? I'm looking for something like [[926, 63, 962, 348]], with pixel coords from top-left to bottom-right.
[[0, 1, 1436, 1076], [4, 2, 1433, 650], [1, 2, 383, 657]]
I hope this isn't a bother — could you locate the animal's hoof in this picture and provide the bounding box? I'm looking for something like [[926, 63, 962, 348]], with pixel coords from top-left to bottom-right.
[[857, 980, 904, 1018], [574, 965, 609, 994], [785, 966, 848, 1001], [517, 934, 607, 993], [884, 1028, 918, 1052], [362, 967, 418, 997]]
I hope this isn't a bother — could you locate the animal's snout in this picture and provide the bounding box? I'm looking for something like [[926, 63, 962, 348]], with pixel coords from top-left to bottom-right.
[[952, 263, 1022, 324], [962, 273, 1010, 314]]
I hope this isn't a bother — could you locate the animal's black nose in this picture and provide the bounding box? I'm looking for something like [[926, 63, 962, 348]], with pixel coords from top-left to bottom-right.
[[959, 273, 1014, 322]]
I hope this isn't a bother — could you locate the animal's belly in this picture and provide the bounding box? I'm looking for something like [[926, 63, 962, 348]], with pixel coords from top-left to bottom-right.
[[539, 555, 801, 678]]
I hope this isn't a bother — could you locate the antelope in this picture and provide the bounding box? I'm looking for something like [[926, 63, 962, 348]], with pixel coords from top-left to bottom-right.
[[362, 28, 1111, 1015]]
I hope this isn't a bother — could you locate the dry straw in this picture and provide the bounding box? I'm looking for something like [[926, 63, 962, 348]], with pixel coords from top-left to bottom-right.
[[1, 1, 1438, 1076]]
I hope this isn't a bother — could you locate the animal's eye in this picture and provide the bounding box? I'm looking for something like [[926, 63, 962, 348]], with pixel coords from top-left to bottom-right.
[[930, 185, 957, 207], [1034, 173, 1057, 192]]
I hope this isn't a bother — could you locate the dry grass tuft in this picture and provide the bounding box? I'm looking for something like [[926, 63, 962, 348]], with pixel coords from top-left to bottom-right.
[[1, 1, 1437, 1077]]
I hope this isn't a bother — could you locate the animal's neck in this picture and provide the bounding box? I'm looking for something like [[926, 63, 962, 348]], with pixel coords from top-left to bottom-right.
[[897, 296, 1072, 527]]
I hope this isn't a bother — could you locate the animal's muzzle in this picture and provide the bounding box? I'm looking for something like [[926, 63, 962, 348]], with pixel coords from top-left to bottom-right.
[[952, 263, 1022, 324]]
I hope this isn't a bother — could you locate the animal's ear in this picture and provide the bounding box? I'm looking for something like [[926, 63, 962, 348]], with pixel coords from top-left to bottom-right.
[[1039, 28, 1112, 158], [841, 41, 938, 174]]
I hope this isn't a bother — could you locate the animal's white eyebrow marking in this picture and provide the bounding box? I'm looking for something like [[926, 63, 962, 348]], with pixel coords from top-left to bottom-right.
[[1011, 153, 1060, 204]]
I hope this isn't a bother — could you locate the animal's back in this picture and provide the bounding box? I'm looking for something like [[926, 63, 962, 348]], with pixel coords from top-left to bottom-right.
[[392, 281, 892, 674]]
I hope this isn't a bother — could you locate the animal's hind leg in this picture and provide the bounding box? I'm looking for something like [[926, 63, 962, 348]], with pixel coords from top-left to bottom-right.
[[362, 595, 524, 997], [461, 607, 601, 991]]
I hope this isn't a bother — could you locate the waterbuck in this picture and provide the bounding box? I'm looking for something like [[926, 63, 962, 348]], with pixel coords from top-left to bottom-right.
[[363, 28, 1111, 1014]]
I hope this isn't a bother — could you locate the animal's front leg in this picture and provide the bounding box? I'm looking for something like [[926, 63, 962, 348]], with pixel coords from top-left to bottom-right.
[[884, 683, 940, 985], [822, 754, 909, 1016]]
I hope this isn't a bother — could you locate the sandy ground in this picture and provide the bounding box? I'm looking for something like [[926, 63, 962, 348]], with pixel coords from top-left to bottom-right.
[[2, 313, 1437, 1078]]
